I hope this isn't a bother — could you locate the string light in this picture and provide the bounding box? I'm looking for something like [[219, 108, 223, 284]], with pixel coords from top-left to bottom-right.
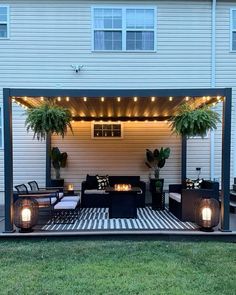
[[169, 97, 173, 101], [66, 97, 70, 102], [117, 97, 121, 102], [207, 96, 211, 101], [83, 97, 87, 102], [40, 96, 44, 101], [134, 97, 138, 102], [185, 96, 189, 101], [101, 97, 105, 102], [217, 96, 221, 101], [57, 96, 61, 102], [151, 96, 156, 102]]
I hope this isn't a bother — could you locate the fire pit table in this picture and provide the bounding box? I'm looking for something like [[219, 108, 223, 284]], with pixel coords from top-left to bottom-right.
[[106, 186, 141, 219]]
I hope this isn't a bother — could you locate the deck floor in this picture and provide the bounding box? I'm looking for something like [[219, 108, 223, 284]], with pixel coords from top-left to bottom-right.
[[1, 205, 236, 236]]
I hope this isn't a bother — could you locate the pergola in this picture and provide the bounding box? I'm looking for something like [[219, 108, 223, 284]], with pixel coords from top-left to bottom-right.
[[3, 87, 232, 233]]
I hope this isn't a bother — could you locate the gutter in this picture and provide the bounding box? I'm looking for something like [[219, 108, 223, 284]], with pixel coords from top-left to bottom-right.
[[210, 0, 216, 180]]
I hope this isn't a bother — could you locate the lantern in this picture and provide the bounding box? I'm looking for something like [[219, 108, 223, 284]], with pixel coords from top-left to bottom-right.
[[67, 183, 74, 195], [14, 197, 39, 233], [195, 198, 220, 232]]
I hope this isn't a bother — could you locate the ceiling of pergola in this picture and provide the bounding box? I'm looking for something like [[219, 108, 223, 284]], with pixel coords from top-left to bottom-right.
[[13, 95, 221, 121]]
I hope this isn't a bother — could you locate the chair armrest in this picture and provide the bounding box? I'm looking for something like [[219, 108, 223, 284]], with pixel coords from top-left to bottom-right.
[[81, 181, 88, 194], [182, 188, 218, 200], [139, 181, 146, 194], [169, 184, 182, 194]]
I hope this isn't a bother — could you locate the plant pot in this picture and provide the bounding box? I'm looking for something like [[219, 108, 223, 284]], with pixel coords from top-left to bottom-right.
[[50, 179, 64, 188], [149, 179, 165, 210]]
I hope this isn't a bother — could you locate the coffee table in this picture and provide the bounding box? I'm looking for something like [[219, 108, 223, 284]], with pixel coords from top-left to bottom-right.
[[106, 187, 141, 218]]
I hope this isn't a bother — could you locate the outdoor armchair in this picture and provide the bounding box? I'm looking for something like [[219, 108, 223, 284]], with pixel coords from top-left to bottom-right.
[[169, 180, 219, 222]]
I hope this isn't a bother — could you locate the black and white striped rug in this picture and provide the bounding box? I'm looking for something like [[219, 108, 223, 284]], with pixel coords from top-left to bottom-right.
[[41, 207, 197, 231]]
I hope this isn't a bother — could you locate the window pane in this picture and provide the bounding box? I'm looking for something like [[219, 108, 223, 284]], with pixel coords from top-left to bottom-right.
[[0, 7, 7, 22], [0, 24, 7, 38], [126, 31, 154, 50], [232, 32, 236, 50], [94, 8, 122, 29], [233, 10, 236, 30], [126, 9, 154, 29], [94, 31, 122, 50]]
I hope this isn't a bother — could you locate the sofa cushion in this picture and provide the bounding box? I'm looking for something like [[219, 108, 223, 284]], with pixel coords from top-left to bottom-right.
[[96, 175, 110, 190], [169, 192, 181, 203], [54, 201, 78, 210], [61, 196, 80, 203], [86, 175, 98, 189], [84, 189, 109, 195]]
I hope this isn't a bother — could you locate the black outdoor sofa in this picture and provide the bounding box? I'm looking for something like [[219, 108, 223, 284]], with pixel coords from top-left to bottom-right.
[[81, 175, 146, 208]]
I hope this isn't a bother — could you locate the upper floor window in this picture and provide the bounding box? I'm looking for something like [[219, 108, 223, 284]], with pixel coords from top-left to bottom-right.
[[231, 9, 236, 51], [92, 7, 156, 51], [0, 6, 9, 39]]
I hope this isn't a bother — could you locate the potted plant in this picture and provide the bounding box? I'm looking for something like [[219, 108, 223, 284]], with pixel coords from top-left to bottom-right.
[[145, 147, 170, 210], [50, 147, 68, 187], [145, 147, 171, 180], [25, 102, 73, 140], [169, 103, 220, 138]]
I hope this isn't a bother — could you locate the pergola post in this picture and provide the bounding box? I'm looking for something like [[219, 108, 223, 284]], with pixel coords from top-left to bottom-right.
[[3, 88, 14, 232], [220, 88, 232, 231], [46, 133, 51, 187], [181, 136, 187, 184]]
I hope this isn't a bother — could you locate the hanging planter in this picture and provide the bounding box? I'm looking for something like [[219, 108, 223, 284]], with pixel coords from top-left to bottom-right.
[[170, 103, 221, 138], [25, 102, 73, 140]]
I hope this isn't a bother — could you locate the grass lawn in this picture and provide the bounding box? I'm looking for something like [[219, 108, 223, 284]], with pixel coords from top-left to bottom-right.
[[0, 239, 235, 295]]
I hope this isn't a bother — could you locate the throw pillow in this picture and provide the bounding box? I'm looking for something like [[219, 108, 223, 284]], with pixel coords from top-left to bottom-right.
[[96, 175, 110, 190], [186, 178, 203, 189]]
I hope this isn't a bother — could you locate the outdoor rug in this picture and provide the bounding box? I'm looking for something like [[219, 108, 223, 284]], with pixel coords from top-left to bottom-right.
[[41, 207, 198, 231]]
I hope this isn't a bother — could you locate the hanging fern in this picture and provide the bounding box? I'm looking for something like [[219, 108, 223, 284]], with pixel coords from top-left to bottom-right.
[[25, 102, 73, 140], [170, 103, 221, 138]]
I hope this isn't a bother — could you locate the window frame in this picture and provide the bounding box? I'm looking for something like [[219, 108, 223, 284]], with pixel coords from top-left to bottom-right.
[[0, 107, 3, 149], [91, 122, 124, 139], [230, 8, 236, 52], [0, 5, 10, 40], [91, 5, 157, 52]]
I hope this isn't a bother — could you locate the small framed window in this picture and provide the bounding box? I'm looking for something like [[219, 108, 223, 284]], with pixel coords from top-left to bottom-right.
[[0, 107, 3, 148], [231, 9, 236, 51], [0, 5, 9, 39], [92, 122, 123, 139], [92, 6, 156, 51]]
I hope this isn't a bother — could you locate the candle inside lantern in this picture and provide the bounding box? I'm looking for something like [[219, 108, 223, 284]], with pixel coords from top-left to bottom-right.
[[202, 207, 212, 221], [68, 184, 74, 191], [21, 208, 31, 222]]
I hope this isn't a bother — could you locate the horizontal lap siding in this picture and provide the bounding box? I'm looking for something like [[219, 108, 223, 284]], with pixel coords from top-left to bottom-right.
[[0, 0, 213, 195], [0, 96, 46, 195], [215, 1, 236, 185], [52, 121, 181, 190]]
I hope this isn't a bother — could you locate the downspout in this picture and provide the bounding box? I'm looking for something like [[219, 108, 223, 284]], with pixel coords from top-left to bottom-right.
[[210, 0, 216, 180]]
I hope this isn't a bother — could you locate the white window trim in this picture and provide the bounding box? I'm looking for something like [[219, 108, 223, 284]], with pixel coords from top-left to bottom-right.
[[0, 5, 10, 39], [91, 5, 157, 53], [0, 107, 3, 149], [230, 8, 236, 52]]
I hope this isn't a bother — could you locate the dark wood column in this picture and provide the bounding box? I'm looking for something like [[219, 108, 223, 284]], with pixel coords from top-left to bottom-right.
[[220, 88, 232, 231], [3, 88, 14, 232], [181, 136, 187, 184], [46, 133, 51, 187]]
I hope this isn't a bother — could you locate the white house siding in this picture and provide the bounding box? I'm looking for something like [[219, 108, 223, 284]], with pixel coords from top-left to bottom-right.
[[0, 95, 46, 204], [3, 0, 234, 202], [52, 121, 182, 191], [214, 0, 236, 186]]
